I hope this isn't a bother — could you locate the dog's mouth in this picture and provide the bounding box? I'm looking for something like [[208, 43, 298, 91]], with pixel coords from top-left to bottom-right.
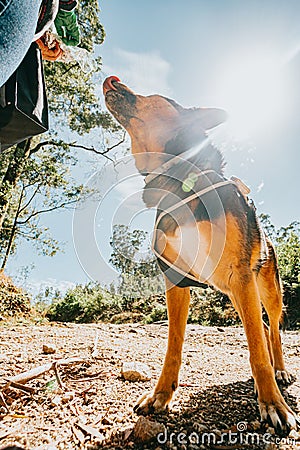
[[103, 75, 121, 95], [103, 76, 138, 128]]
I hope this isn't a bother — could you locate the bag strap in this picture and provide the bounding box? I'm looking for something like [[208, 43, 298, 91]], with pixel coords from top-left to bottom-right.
[[0, 85, 6, 108]]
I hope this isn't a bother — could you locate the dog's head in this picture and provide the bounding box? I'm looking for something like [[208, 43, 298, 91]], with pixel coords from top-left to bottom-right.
[[103, 76, 227, 175]]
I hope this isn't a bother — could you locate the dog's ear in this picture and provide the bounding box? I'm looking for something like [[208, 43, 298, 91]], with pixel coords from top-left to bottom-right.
[[165, 107, 227, 155], [192, 107, 228, 130]]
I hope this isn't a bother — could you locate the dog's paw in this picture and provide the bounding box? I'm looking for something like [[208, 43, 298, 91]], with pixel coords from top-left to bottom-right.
[[258, 399, 297, 431], [133, 391, 171, 416], [275, 370, 292, 385]]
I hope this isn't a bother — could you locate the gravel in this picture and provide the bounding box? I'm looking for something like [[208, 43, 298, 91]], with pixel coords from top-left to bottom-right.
[[0, 322, 299, 449]]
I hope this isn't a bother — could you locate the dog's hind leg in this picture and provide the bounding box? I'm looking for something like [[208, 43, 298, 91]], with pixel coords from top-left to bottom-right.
[[134, 282, 190, 415], [231, 271, 296, 430], [257, 244, 291, 384]]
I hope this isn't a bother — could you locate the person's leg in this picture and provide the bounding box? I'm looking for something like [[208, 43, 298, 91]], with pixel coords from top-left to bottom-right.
[[0, 0, 41, 86]]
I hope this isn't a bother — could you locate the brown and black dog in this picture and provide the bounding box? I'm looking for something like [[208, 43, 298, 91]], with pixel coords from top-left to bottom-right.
[[103, 76, 297, 430]]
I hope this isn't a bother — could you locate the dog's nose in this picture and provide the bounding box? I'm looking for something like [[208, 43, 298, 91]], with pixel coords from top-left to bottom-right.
[[103, 76, 121, 95]]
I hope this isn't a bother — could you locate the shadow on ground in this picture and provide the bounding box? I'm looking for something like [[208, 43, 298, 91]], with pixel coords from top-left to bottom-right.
[[120, 378, 299, 450]]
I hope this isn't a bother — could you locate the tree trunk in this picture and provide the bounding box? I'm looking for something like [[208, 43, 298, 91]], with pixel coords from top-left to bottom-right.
[[0, 139, 31, 232], [0, 187, 24, 271]]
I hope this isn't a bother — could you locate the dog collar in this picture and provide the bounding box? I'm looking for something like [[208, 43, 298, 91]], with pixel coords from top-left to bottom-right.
[[144, 137, 210, 185]]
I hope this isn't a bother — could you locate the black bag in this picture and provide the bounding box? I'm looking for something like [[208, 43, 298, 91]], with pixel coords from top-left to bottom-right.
[[0, 42, 49, 151]]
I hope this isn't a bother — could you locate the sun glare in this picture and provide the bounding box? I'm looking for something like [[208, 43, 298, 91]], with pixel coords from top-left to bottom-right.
[[215, 52, 289, 139]]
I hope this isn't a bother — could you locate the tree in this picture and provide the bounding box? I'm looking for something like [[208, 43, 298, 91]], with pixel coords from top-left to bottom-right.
[[0, 144, 85, 269], [109, 224, 164, 299], [0, 1, 121, 266], [260, 214, 300, 328]]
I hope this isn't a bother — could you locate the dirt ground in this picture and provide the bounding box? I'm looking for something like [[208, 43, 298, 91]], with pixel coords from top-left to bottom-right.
[[0, 322, 299, 450]]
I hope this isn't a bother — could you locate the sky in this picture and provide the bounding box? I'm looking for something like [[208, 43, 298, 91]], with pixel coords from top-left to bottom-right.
[[8, 0, 300, 295]]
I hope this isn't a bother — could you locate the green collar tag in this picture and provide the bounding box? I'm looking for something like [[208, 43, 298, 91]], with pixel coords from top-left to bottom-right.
[[182, 172, 198, 192]]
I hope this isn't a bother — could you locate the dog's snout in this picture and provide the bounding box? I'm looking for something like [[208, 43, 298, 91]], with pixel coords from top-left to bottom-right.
[[103, 76, 121, 95]]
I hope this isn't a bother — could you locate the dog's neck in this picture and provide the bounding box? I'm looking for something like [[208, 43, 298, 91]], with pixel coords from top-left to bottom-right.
[[142, 140, 225, 208]]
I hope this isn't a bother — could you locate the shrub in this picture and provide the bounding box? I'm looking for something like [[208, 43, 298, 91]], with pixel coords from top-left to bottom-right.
[[46, 283, 122, 323], [0, 271, 31, 319]]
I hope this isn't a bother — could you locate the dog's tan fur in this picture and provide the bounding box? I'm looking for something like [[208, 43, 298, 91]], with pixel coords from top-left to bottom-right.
[[103, 77, 297, 429]]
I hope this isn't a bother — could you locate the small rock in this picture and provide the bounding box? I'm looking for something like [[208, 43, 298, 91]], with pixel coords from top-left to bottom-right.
[[219, 421, 229, 429], [102, 417, 113, 425], [121, 361, 152, 382], [251, 420, 261, 430], [62, 391, 75, 403], [123, 427, 134, 440], [51, 395, 61, 407], [265, 444, 277, 450], [133, 416, 166, 442], [193, 422, 208, 432], [289, 429, 300, 440], [42, 344, 56, 354], [212, 428, 222, 437]]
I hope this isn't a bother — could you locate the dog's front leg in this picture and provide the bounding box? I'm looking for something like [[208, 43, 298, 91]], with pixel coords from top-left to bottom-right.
[[134, 281, 190, 415]]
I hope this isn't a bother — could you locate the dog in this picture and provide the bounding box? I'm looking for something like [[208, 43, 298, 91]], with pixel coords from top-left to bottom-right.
[[103, 75, 297, 430]]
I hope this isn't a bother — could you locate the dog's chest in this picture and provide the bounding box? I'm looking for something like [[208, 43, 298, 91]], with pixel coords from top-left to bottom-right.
[[155, 219, 228, 284]]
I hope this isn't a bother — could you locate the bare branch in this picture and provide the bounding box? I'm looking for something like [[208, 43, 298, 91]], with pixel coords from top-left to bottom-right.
[[27, 133, 127, 161], [68, 143, 113, 161], [62, 62, 79, 76], [68, 131, 126, 161], [106, 130, 126, 151], [29, 140, 58, 155], [17, 198, 79, 225], [18, 184, 41, 214]]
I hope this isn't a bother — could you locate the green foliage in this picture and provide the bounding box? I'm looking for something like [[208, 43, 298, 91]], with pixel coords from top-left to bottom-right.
[[260, 214, 300, 328], [109, 224, 165, 301], [45, 217, 299, 329], [0, 272, 31, 320], [44, 0, 118, 136], [189, 289, 239, 326], [77, 0, 106, 50], [0, 141, 87, 267], [0, 4, 118, 268], [46, 283, 123, 323], [44, 59, 118, 135]]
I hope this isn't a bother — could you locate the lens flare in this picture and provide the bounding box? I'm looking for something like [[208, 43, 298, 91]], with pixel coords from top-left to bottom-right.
[[215, 51, 290, 139]]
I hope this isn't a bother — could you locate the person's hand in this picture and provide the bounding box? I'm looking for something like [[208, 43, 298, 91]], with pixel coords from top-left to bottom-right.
[[36, 36, 64, 61]]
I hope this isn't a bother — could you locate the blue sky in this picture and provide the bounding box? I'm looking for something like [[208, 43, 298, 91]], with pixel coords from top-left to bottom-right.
[[8, 0, 300, 294]]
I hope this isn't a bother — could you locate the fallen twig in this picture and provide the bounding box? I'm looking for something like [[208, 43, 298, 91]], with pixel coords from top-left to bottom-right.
[[53, 362, 65, 389], [72, 425, 85, 444], [0, 391, 9, 412], [68, 370, 114, 383], [76, 422, 104, 440], [8, 381, 35, 394], [91, 330, 99, 358], [3, 357, 86, 389], [179, 382, 201, 387], [0, 426, 20, 440]]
